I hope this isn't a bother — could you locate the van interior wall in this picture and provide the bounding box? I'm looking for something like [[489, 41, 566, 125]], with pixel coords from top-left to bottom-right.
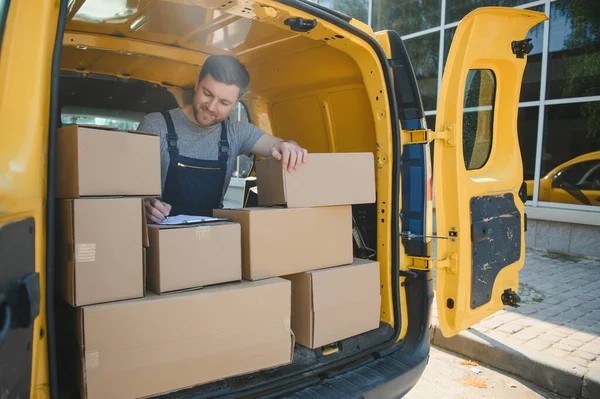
[[246, 43, 377, 154]]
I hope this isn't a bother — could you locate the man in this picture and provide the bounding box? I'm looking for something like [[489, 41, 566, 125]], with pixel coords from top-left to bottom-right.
[[138, 55, 308, 223]]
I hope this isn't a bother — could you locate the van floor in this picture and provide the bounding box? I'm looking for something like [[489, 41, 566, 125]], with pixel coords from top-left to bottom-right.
[[55, 297, 393, 398]]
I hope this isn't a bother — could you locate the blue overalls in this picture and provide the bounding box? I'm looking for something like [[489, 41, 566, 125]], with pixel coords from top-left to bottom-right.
[[160, 111, 229, 217]]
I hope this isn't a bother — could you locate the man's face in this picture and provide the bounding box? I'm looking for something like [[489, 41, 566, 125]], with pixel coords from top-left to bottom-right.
[[192, 74, 240, 127]]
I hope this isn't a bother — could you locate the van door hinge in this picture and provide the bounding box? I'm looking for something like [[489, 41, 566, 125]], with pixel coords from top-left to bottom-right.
[[407, 253, 457, 273], [404, 124, 455, 146], [430, 253, 458, 273]]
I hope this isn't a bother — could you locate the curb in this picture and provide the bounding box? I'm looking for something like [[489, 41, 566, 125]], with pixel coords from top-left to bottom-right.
[[430, 324, 600, 398]]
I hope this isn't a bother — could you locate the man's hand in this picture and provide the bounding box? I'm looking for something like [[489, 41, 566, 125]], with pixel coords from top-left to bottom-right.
[[270, 140, 308, 172], [144, 197, 172, 224]]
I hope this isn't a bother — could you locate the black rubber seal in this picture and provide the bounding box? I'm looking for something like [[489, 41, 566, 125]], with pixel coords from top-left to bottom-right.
[[46, 1, 69, 398]]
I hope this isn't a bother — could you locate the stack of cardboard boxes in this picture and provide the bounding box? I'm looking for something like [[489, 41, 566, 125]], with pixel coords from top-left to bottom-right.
[[55, 125, 292, 399], [215, 153, 381, 349], [56, 125, 380, 399]]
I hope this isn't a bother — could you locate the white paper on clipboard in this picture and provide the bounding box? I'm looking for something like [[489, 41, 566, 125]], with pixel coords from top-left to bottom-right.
[[158, 215, 227, 225]]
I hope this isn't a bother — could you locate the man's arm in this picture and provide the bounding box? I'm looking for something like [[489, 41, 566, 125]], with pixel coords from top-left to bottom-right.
[[251, 134, 308, 172], [137, 113, 172, 223]]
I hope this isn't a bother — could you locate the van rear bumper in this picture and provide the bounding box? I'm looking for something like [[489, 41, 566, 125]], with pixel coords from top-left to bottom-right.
[[287, 332, 430, 399]]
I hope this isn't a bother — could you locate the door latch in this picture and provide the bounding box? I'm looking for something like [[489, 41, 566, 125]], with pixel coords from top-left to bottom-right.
[[501, 289, 521, 308], [511, 38, 533, 59], [284, 17, 317, 32]]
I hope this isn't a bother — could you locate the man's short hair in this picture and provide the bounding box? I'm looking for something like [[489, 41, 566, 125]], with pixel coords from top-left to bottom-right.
[[199, 55, 250, 96]]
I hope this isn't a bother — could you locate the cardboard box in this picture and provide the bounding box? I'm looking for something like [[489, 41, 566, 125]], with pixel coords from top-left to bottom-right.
[[285, 259, 380, 348], [213, 206, 353, 280], [256, 152, 376, 207], [56, 125, 161, 198], [56, 198, 144, 306], [147, 222, 241, 293], [77, 278, 293, 399]]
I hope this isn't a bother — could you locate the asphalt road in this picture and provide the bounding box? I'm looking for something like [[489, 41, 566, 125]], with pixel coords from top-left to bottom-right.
[[405, 347, 568, 399]]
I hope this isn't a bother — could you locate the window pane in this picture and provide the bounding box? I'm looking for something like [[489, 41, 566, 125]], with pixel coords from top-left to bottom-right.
[[312, 0, 368, 24], [463, 70, 496, 170], [404, 33, 440, 111], [520, 5, 544, 102], [446, 0, 533, 24], [443, 26, 456, 73], [539, 101, 600, 207], [517, 106, 539, 201], [0, 0, 8, 51], [548, 0, 600, 99], [372, 0, 441, 36]]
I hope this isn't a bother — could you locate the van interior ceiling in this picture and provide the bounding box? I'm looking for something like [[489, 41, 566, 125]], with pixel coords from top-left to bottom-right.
[[55, 1, 393, 397]]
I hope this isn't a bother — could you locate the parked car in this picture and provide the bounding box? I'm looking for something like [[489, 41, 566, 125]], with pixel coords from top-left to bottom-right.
[[525, 151, 600, 206]]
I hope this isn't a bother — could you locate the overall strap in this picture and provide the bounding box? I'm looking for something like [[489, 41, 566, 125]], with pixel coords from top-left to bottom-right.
[[218, 120, 229, 162], [161, 111, 179, 158]]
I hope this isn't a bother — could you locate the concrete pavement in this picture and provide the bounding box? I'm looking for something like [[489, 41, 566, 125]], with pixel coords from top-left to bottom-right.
[[407, 346, 566, 398], [430, 249, 600, 398]]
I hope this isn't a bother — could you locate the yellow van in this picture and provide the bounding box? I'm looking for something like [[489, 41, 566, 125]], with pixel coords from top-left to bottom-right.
[[0, 1, 545, 398]]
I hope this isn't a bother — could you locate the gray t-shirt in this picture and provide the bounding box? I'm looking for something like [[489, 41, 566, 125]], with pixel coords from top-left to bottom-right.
[[137, 107, 264, 200]]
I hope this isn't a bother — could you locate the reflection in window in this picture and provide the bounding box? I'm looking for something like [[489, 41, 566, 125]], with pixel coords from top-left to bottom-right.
[[539, 101, 600, 206], [73, 0, 147, 24], [548, 0, 600, 99], [463, 70, 496, 170], [443, 27, 456, 73], [311, 0, 368, 24], [404, 33, 440, 111], [517, 106, 539, 183], [445, 0, 533, 24], [372, 0, 441, 36]]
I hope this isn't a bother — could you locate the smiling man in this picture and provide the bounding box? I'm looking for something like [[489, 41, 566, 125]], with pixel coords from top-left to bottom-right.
[[138, 55, 308, 223]]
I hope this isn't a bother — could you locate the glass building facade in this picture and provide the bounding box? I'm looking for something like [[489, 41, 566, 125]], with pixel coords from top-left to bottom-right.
[[314, 0, 600, 219]]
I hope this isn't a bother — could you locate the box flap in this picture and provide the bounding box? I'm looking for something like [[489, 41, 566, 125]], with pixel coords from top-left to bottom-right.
[[310, 259, 380, 312], [256, 158, 287, 206], [285, 273, 314, 348], [147, 227, 161, 293], [142, 201, 149, 248], [73, 123, 157, 137]]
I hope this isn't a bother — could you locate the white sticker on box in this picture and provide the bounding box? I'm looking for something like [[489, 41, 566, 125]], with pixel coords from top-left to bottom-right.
[[195, 228, 210, 242], [75, 243, 96, 262], [86, 350, 100, 370]]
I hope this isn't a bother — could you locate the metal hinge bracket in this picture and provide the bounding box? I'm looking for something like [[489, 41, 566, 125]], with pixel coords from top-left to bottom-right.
[[406, 252, 458, 274], [404, 124, 455, 146], [430, 253, 458, 273]]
